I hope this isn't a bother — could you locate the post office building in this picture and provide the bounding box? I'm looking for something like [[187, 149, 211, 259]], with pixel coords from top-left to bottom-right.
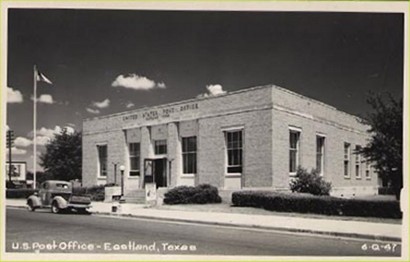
[[82, 85, 378, 197]]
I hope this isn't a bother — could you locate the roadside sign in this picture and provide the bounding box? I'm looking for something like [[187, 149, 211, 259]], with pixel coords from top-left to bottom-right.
[[145, 183, 157, 202], [5, 162, 26, 181]]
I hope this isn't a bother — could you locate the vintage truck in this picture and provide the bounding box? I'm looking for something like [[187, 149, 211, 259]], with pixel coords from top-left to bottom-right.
[[26, 180, 91, 214]]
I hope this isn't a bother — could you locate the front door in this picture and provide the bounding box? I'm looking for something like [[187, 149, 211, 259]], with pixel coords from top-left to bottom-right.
[[144, 158, 167, 188]]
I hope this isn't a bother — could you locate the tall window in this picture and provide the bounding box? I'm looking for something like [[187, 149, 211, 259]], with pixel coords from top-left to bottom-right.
[[226, 130, 243, 173], [97, 145, 107, 177], [182, 137, 197, 174], [344, 143, 351, 178], [365, 160, 371, 179], [355, 145, 362, 178], [154, 140, 167, 154], [316, 136, 325, 175], [289, 130, 300, 174], [129, 143, 140, 176]]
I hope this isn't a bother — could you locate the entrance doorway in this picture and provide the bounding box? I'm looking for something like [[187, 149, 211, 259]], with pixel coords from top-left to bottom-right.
[[144, 158, 167, 188]]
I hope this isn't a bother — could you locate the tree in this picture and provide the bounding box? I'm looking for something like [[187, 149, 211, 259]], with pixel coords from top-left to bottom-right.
[[40, 130, 82, 181], [26, 171, 53, 185], [360, 93, 403, 199]]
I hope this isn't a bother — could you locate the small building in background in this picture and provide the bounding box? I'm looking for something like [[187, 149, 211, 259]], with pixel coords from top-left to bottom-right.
[[82, 85, 378, 199], [5, 161, 29, 188]]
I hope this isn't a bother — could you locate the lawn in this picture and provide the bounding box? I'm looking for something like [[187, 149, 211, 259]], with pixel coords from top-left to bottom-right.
[[156, 201, 402, 225]]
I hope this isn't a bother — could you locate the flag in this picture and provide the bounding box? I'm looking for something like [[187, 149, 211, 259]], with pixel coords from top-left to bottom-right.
[[36, 70, 53, 85]]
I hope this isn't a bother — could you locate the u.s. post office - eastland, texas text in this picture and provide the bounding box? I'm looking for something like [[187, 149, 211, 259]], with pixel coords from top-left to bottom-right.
[[82, 85, 378, 198]]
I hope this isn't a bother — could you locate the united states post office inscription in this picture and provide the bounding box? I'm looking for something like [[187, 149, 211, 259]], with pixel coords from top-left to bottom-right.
[[122, 103, 199, 122]]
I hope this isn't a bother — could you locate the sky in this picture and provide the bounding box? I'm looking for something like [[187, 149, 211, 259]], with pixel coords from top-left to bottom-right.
[[5, 8, 404, 172]]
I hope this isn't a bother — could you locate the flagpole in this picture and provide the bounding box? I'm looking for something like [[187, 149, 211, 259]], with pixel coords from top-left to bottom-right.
[[33, 65, 37, 189]]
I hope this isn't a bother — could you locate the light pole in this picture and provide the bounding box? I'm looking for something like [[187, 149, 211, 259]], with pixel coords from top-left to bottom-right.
[[119, 165, 125, 197]]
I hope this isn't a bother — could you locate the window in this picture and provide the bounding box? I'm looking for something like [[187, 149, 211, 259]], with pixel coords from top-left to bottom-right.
[[289, 130, 300, 174], [154, 140, 167, 154], [182, 137, 197, 174], [355, 145, 362, 178], [344, 143, 351, 178], [129, 143, 140, 176], [97, 145, 107, 177], [316, 136, 325, 175], [226, 130, 243, 173], [365, 160, 371, 179]]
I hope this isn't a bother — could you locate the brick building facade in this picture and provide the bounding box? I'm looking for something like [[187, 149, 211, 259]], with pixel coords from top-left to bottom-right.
[[82, 85, 378, 197]]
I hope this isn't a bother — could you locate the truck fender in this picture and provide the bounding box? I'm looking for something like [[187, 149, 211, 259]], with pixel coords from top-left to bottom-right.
[[52, 196, 68, 209], [27, 195, 41, 207]]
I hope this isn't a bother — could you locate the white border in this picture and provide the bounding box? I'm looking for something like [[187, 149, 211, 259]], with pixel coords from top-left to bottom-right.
[[1, 1, 408, 261]]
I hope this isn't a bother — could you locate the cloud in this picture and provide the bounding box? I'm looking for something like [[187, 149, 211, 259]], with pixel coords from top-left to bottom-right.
[[64, 126, 75, 134], [93, 98, 110, 109], [206, 84, 226, 96], [31, 125, 69, 138], [14, 137, 32, 147], [35, 136, 51, 146], [38, 94, 54, 104], [35, 127, 57, 138], [7, 87, 23, 103], [86, 107, 100, 114], [157, 82, 166, 89], [31, 94, 55, 104], [126, 102, 135, 108], [112, 74, 166, 90], [197, 84, 227, 98], [7, 147, 27, 155]]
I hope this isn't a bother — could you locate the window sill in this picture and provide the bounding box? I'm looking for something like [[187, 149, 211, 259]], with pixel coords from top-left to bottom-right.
[[344, 176, 351, 179], [365, 177, 371, 180], [127, 176, 140, 179], [97, 177, 107, 180], [181, 174, 195, 178], [225, 173, 241, 178], [355, 176, 362, 180], [289, 172, 297, 177]]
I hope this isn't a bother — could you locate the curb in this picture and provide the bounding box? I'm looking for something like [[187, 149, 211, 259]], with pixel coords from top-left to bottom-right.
[[7, 205, 401, 242], [92, 211, 401, 242]]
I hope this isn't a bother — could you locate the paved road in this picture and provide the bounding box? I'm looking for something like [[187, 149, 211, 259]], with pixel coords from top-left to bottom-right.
[[6, 208, 401, 256]]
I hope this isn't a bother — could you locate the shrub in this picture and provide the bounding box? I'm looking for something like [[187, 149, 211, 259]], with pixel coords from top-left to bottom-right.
[[231, 191, 402, 219], [85, 185, 105, 201], [290, 167, 332, 196], [72, 186, 87, 195], [104, 183, 119, 187], [6, 189, 39, 199], [164, 184, 222, 205], [6, 181, 16, 189], [378, 187, 396, 195]]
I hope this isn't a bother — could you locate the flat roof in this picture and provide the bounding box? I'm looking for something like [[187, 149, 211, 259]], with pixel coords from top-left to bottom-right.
[[83, 84, 362, 122], [83, 84, 274, 122]]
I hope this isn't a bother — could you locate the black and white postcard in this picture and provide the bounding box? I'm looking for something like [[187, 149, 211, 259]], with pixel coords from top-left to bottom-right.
[[1, 1, 408, 261]]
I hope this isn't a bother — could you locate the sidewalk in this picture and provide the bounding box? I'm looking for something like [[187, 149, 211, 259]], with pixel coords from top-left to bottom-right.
[[6, 199, 402, 242]]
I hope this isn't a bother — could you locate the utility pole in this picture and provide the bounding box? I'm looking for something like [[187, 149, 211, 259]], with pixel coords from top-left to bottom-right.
[[6, 130, 14, 184]]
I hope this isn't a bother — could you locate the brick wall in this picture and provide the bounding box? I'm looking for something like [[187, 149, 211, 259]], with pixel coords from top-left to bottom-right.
[[82, 85, 377, 196], [271, 86, 378, 195], [197, 109, 273, 188]]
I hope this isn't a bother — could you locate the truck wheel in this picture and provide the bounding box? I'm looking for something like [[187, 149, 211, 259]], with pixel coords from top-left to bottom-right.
[[27, 200, 36, 212], [51, 201, 61, 214]]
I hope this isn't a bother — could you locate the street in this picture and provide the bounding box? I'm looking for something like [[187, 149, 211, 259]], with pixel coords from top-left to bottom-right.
[[6, 208, 401, 256]]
